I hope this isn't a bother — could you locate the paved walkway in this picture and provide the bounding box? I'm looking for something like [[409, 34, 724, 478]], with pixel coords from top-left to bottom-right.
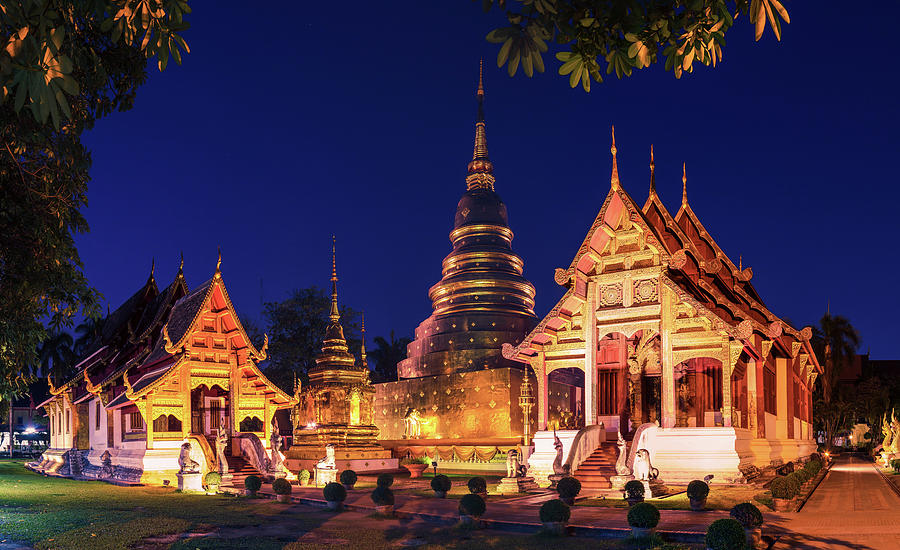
[[769, 455, 900, 549]]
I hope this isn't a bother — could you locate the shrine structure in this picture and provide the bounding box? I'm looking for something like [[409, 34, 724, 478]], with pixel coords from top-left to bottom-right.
[[374, 63, 579, 473], [284, 239, 396, 473], [505, 131, 822, 484], [30, 256, 295, 486]]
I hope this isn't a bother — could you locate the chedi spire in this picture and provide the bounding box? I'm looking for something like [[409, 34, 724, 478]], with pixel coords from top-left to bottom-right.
[[466, 59, 495, 192]]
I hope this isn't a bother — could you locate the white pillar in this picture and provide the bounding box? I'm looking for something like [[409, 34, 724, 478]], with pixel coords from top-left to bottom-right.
[[583, 281, 598, 426]]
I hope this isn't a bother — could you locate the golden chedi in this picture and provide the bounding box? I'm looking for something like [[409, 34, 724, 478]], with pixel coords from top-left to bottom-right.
[[285, 239, 396, 473]]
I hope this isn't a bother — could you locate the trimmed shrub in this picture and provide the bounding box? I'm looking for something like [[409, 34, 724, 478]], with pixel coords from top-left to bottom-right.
[[340, 470, 358, 487], [376, 473, 394, 488], [627, 502, 660, 528], [794, 468, 811, 483], [272, 478, 292, 495], [624, 479, 645, 499], [556, 476, 582, 500], [539, 499, 571, 523], [371, 486, 395, 505], [769, 476, 796, 499], [808, 452, 821, 462], [730, 502, 763, 529], [467, 476, 487, 494], [687, 480, 710, 501], [401, 456, 429, 465], [804, 459, 822, 476], [204, 471, 222, 486], [244, 475, 262, 492], [323, 482, 347, 502], [298, 469, 311, 483], [891, 459, 900, 474], [459, 493, 486, 517], [431, 474, 451, 493], [705, 518, 746, 550], [786, 472, 803, 493]]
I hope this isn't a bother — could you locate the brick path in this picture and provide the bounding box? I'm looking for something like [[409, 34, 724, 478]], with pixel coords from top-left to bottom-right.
[[769, 455, 900, 549]]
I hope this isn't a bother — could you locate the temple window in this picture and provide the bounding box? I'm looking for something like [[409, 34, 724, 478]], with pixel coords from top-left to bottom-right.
[[65, 410, 70, 434], [128, 411, 144, 432], [350, 393, 361, 425], [597, 370, 618, 415], [95, 401, 101, 430]]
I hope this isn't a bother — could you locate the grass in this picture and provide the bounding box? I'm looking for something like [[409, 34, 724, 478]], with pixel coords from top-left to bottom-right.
[[577, 484, 768, 511], [0, 461, 701, 549]]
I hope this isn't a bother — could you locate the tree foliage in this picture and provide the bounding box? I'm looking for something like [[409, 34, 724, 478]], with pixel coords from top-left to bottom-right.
[[368, 331, 411, 384], [0, 1, 192, 396], [811, 312, 860, 404], [478, 0, 790, 91], [258, 287, 361, 392]]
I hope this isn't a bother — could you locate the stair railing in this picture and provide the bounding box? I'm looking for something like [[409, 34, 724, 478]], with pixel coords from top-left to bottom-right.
[[564, 423, 606, 474], [238, 432, 269, 474]]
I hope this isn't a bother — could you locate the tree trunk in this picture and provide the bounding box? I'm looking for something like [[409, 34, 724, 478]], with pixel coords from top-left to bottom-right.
[[8, 397, 13, 458]]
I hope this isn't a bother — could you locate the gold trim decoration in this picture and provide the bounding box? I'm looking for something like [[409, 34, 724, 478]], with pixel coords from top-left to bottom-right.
[[48, 373, 63, 396]]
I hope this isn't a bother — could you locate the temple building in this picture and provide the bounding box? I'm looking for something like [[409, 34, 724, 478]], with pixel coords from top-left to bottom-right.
[[505, 131, 822, 484], [285, 240, 396, 473], [30, 257, 294, 486], [374, 64, 579, 472]]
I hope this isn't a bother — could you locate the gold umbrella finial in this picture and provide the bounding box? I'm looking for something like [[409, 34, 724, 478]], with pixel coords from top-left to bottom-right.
[[330, 236, 340, 323], [215, 246, 222, 277], [649, 144, 656, 194], [610, 125, 620, 189], [681, 162, 688, 206]]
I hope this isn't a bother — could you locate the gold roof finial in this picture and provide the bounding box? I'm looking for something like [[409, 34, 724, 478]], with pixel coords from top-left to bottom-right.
[[649, 144, 656, 194], [466, 59, 495, 191], [215, 246, 222, 277], [681, 162, 688, 206], [739, 255, 743, 271], [178, 251, 184, 275], [330, 235, 340, 323], [360, 310, 368, 368], [149, 257, 155, 281], [610, 126, 620, 190]]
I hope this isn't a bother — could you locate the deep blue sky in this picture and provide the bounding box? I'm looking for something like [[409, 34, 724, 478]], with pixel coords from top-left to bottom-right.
[[78, 2, 899, 358]]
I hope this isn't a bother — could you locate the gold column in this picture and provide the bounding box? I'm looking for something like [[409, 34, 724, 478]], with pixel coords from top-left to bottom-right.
[[146, 398, 154, 450], [660, 287, 676, 428], [746, 357, 759, 437], [775, 356, 789, 440], [724, 341, 742, 428], [583, 280, 598, 426]]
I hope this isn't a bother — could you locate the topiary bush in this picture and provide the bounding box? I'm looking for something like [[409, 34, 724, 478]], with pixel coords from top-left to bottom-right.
[[730, 502, 763, 529], [377, 473, 394, 488], [467, 476, 487, 494], [627, 502, 660, 528], [687, 480, 710, 501], [371, 485, 395, 505], [323, 481, 347, 502], [459, 493, 486, 518], [539, 499, 571, 523], [891, 459, 900, 474], [769, 476, 797, 499], [556, 476, 582, 500], [340, 470, 358, 487], [272, 478, 292, 495], [804, 459, 822, 476], [786, 472, 803, 493], [244, 475, 262, 492], [204, 471, 222, 486], [298, 469, 311, 483], [431, 474, 451, 493], [705, 518, 746, 550], [794, 468, 811, 483], [624, 479, 645, 500], [400, 456, 429, 465]]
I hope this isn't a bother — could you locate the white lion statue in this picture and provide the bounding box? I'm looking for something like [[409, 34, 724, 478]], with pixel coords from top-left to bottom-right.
[[316, 444, 337, 470], [632, 449, 659, 481]]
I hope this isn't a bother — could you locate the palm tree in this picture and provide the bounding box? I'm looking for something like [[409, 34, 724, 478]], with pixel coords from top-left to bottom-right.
[[73, 316, 102, 358], [811, 312, 860, 404], [39, 331, 76, 382], [368, 331, 411, 383]]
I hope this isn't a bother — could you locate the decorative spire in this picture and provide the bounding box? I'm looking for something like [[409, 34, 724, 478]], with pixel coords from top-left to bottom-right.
[[215, 246, 222, 277], [649, 144, 656, 194], [681, 162, 688, 206], [610, 126, 619, 190], [466, 59, 495, 192], [178, 251, 184, 277], [360, 311, 368, 368], [329, 235, 340, 323], [739, 255, 743, 271]]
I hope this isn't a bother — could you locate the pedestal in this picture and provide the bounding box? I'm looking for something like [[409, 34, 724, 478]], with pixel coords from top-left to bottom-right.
[[642, 479, 668, 498], [610, 474, 633, 490], [315, 467, 337, 487], [176, 472, 203, 493], [497, 476, 539, 494]]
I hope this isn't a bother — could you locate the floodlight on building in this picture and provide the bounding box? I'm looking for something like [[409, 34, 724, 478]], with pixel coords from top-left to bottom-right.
[[24, 426, 36, 434]]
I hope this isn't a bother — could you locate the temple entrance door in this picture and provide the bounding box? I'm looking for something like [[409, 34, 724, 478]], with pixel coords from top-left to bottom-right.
[[641, 375, 661, 425]]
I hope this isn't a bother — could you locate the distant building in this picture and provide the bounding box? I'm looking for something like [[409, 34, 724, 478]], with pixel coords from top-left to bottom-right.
[[0, 394, 48, 454]]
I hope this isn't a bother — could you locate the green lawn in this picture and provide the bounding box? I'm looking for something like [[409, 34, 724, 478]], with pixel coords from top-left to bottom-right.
[[0, 461, 699, 549]]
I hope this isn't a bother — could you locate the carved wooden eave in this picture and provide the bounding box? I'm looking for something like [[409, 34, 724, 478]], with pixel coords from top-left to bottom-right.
[[506, 287, 577, 361]]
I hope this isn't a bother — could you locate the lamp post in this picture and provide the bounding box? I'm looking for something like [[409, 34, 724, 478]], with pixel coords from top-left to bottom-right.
[[519, 370, 535, 448]]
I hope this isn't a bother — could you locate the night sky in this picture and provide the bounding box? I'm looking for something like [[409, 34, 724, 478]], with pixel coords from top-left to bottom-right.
[[77, 2, 899, 358]]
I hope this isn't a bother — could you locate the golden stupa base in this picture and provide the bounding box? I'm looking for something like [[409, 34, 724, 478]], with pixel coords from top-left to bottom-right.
[[284, 444, 397, 474]]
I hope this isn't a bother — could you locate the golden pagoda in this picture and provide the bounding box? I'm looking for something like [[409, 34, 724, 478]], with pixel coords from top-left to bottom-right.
[[285, 238, 396, 473], [373, 63, 580, 471]]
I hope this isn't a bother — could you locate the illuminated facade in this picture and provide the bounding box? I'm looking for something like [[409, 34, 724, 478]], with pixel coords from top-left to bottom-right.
[[506, 132, 822, 483], [31, 258, 294, 485], [285, 240, 396, 473], [374, 65, 579, 470]]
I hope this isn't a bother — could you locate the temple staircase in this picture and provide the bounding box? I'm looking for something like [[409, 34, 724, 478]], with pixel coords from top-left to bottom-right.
[[226, 455, 263, 489], [572, 444, 617, 492]]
